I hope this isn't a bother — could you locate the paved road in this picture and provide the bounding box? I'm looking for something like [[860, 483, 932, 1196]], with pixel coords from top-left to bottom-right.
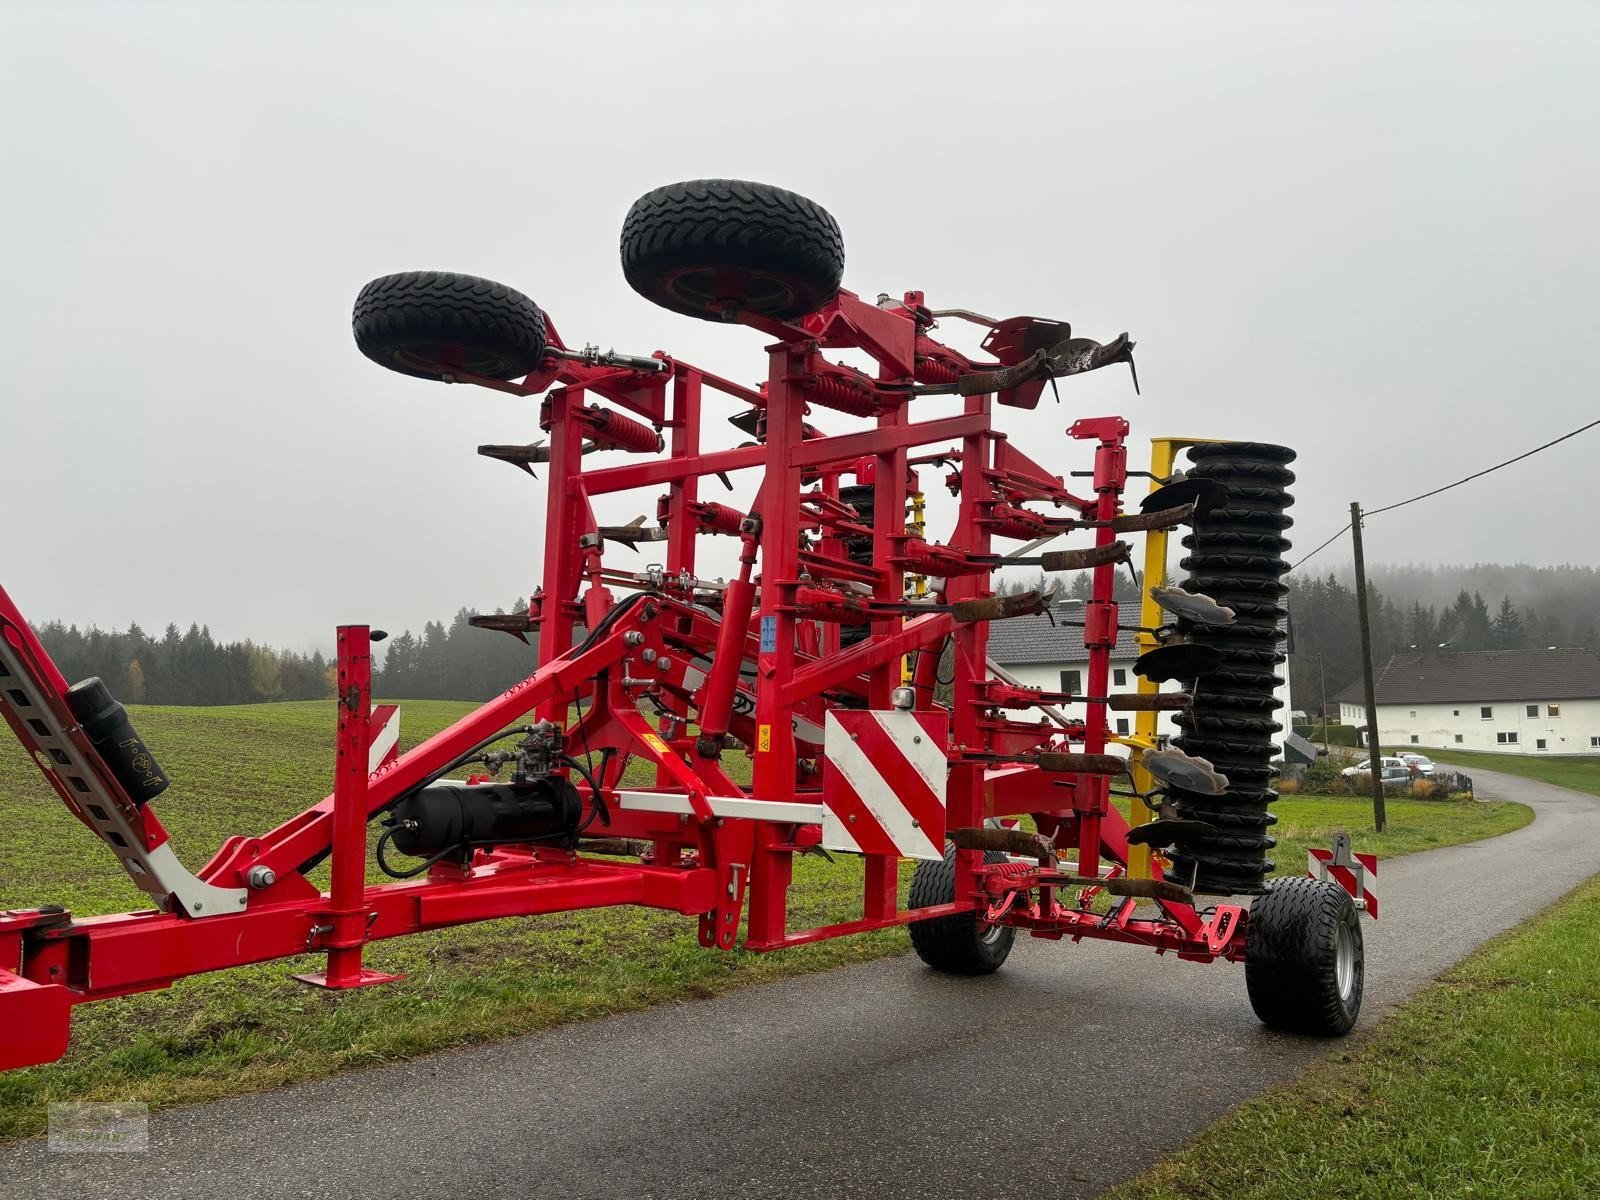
[[8, 767, 1597, 1199]]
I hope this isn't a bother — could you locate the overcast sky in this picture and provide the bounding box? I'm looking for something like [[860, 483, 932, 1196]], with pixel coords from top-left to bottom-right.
[[4, 1, 1596, 651]]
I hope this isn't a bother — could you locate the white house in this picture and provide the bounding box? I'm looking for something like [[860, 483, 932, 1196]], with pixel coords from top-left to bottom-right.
[[986, 598, 1292, 753], [1335, 648, 1600, 756]]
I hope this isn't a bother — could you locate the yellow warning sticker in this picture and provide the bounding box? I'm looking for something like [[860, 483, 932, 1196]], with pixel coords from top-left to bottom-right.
[[757, 724, 772, 752], [643, 732, 670, 756]]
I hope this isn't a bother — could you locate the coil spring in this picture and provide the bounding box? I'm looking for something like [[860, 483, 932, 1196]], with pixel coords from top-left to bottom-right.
[[914, 354, 962, 385], [584, 405, 664, 454], [802, 375, 879, 416], [693, 501, 747, 536]]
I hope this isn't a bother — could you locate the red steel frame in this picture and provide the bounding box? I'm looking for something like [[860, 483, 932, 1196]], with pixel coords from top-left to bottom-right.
[[0, 287, 1248, 1072]]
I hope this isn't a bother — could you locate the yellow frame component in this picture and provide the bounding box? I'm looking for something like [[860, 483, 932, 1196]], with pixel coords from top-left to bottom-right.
[[1124, 436, 1231, 878]]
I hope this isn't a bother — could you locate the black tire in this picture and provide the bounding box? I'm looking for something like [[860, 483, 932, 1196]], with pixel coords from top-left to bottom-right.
[[908, 847, 1014, 975], [1245, 877, 1363, 1035], [621, 179, 844, 322], [353, 271, 547, 382]]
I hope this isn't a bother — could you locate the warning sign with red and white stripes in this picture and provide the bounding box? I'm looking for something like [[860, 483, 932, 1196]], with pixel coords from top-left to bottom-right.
[[821, 709, 948, 861], [1308, 847, 1379, 919]]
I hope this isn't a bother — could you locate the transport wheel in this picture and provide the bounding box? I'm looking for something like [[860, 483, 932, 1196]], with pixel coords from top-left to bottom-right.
[[908, 847, 1014, 976], [353, 271, 548, 381], [620, 179, 845, 322], [1245, 877, 1363, 1036]]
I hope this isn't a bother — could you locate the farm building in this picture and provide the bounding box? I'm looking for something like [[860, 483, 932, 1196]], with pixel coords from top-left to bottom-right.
[[1335, 648, 1600, 755], [986, 597, 1293, 752]]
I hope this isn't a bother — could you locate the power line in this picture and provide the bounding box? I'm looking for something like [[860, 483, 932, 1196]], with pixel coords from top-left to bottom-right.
[[1365, 415, 1600, 517], [1288, 415, 1600, 572], [1289, 522, 1351, 571]]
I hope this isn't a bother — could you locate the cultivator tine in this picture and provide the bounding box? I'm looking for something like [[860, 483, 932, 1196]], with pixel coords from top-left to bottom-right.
[[466, 612, 537, 644], [1098, 876, 1192, 903], [598, 516, 666, 550], [1037, 540, 1132, 573], [949, 589, 1050, 624], [1142, 748, 1229, 795], [1124, 818, 1216, 848], [951, 825, 1056, 864], [477, 440, 551, 475], [1106, 692, 1192, 711], [1042, 331, 1139, 393], [1034, 751, 1127, 776], [1149, 586, 1236, 626], [1107, 503, 1196, 533]]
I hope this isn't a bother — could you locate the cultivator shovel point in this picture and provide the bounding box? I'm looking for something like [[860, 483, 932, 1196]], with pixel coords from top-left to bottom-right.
[[0, 178, 1373, 1072]]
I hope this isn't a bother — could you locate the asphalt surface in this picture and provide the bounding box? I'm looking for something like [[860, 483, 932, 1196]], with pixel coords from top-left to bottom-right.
[[7, 766, 1597, 1199]]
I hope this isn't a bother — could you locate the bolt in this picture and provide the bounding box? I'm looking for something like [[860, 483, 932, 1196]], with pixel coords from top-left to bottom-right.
[[657, 656, 673, 670], [642, 649, 657, 664], [248, 865, 277, 889], [913, 735, 922, 745], [624, 631, 644, 647]]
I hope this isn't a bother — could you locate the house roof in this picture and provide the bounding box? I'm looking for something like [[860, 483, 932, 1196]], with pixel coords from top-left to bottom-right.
[[985, 598, 1143, 666], [1333, 648, 1600, 706]]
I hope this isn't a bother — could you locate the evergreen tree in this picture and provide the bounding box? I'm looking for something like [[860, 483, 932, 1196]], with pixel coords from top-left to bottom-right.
[[1490, 596, 1525, 650]]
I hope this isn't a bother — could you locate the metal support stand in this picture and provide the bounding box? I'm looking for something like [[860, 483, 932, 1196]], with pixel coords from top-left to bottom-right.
[[294, 625, 403, 989]]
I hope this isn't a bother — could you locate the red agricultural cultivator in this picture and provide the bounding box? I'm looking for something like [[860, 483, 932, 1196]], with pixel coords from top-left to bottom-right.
[[0, 180, 1375, 1071]]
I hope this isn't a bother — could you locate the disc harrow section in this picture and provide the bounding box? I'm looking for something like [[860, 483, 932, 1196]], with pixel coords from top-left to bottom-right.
[[1167, 442, 1295, 895]]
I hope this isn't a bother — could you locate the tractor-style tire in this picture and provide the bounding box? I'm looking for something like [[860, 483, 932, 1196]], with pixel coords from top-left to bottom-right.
[[908, 847, 1014, 976], [353, 271, 548, 382], [620, 179, 844, 322], [1245, 877, 1363, 1036]]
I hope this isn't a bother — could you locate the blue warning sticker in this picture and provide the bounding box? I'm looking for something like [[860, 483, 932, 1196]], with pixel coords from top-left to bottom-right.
[[760, 616, 777, 653]]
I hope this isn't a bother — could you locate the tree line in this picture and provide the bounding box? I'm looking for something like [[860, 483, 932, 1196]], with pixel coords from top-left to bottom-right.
[[372, 604, 539, 700], [29, 600, 540, 707], [33, 621, 335, 706]]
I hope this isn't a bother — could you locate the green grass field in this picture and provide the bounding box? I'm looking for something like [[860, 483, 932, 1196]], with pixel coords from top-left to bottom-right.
[[0, 701, 1534, 1140], [1111, 751, 1600, 1200]]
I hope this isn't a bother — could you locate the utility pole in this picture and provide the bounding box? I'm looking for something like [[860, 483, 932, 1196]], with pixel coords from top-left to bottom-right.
[[1316, 652, 1329, 752], [1350, 501, 1387, 832]]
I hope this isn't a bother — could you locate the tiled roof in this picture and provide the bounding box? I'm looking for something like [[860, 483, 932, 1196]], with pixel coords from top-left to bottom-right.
[[1333, 648, 1600, 706], [986, 599, 1142, 665]]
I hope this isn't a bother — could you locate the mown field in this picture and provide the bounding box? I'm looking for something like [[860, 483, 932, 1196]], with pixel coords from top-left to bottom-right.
[[0, 701, 1533, 1139]]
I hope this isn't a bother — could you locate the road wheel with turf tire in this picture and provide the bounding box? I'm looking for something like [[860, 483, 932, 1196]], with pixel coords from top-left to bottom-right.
[[1245, 877, 1363, 1036], [353, 271, 547, 382], [908, 846, 1014, 975], [621, 179, 845, 322]]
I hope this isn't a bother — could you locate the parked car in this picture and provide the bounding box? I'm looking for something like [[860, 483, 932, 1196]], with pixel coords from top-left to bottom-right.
[[1397, 753, 1436, 777], [1340, 756, 1412, 779]]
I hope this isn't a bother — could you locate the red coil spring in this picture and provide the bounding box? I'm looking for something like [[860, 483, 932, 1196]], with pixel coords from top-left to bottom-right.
[[692, 501, 747, 536], [803, 375, 879, 417], [583, 405, 663, 454], [915, 347, 960, 385]]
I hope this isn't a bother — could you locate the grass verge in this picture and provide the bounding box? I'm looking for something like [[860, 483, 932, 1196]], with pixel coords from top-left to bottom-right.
[[1106, 871, 1600, 1200], [0, 702, 1533, 1140]]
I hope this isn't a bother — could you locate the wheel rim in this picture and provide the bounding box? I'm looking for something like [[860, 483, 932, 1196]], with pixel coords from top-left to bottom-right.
[[668, 268, 797, 316], [978, 921, 1006, 946], [394, 342, 513, 378], [1334, 920, 1356, 1003]]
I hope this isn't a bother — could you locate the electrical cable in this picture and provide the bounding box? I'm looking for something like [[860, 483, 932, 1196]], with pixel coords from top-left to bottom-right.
[[1289, 415, 1600, 572]]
